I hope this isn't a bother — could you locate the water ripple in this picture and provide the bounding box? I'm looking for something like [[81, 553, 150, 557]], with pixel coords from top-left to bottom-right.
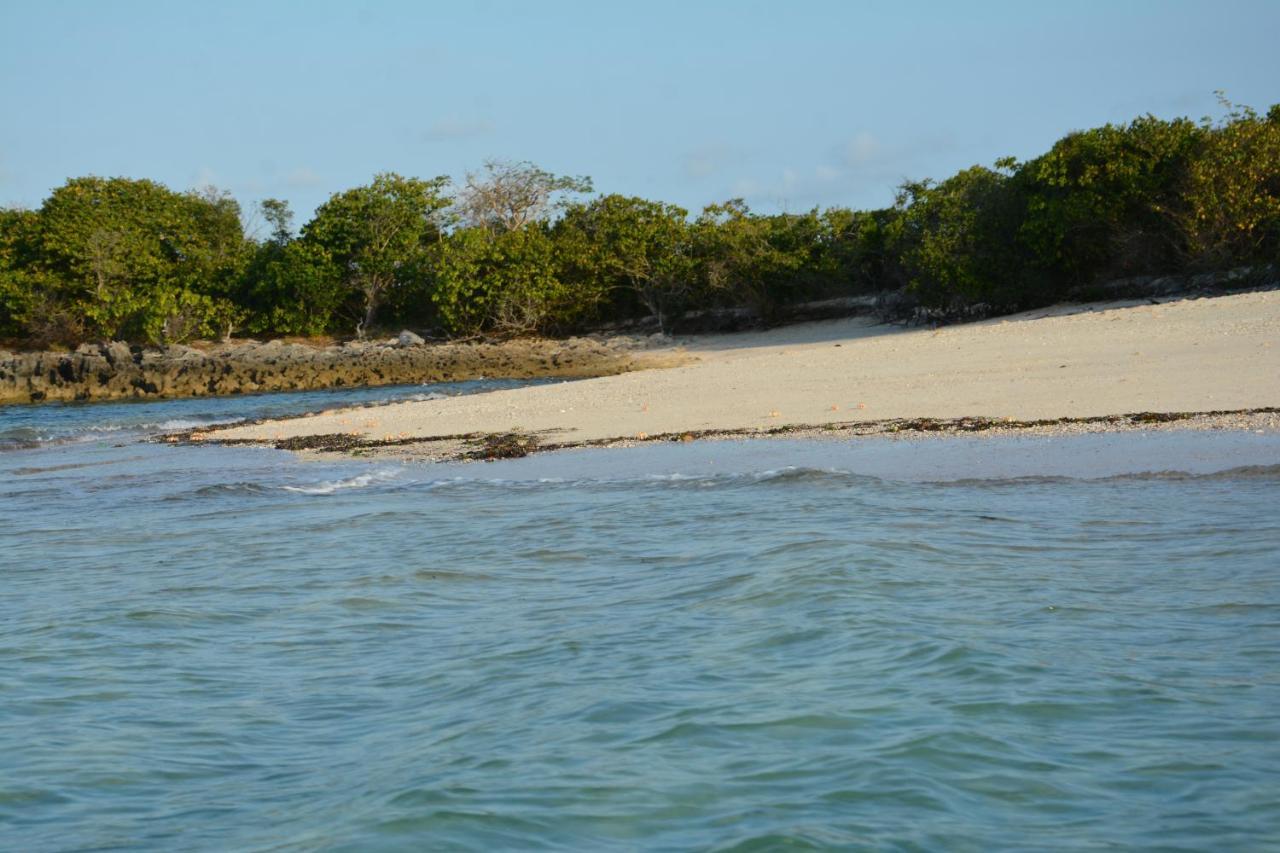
[[2, 398, 1279, 850]]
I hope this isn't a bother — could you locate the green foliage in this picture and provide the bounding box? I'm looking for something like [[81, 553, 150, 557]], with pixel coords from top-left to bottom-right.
[[0, 268, 56, 342], [181, 186, 252, 300], [822, 207, 904, 294], [1179, 98, 1280, 266], [259, 198, 294, 246], [303, 172, 451, 334], [432, 225, 579, 336], [0, 207, 38, 268], [556, 195, 692, 332], [894, 166, 1032, 307], [0, 209, 38, 339], [3, 98, 1278, 349], [244, 241, 347, 337], [1016, 115, 1203, 285], [14, 177, 252, 342], [693, 201, 833, 322], [140, 288, 244, 345]]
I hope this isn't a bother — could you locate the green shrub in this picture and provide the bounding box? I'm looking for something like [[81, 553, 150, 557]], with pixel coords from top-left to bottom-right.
[[433, 225, 585, 337]]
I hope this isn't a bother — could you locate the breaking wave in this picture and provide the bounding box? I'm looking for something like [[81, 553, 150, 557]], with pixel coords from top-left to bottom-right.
[[281, 468, 404, 495]]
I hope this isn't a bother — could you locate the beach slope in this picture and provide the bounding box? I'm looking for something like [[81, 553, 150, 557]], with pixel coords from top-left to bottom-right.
[[212, 291, 1280, 453]]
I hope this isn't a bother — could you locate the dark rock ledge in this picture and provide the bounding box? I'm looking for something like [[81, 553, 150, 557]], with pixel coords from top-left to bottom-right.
[[0, 335, 641, 406]]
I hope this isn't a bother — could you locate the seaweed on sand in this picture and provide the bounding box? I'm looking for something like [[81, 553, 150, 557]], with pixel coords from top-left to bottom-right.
[[465, 432, 540, 460]]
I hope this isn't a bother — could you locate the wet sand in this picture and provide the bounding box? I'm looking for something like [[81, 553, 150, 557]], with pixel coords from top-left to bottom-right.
[[413, 429, 1280, 483]]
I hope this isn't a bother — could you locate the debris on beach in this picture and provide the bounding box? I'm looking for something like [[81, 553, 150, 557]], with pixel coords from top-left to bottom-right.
[[466, 432, 539, 460]]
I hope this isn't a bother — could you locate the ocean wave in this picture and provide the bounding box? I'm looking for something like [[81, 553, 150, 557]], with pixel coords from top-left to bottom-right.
[[752, 466, 865, 485], [0, 427, 48, 451], [276, 460, 1280, 498], [184, 469, 403, 498], [642, 471, 715, 482], [399, 466, 881, 496], [188, 481, 279, 498], [398, 460, 1280, 497], [148, 417, 244, 432], [282, 468, 403, 495], [1100, 463, 1280, 482], [937, 464, 1280, 486], [0, 427, 114, 451], [0, 415, 243, 451], [633, 466, 874, 490]]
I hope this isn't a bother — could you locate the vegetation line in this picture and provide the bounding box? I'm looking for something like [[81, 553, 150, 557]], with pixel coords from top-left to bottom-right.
[[3, 97, 1278, 350]]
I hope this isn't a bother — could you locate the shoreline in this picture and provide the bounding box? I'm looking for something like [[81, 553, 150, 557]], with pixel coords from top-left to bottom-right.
[[397, 425, 1280, 485], [182, 407, 1280, 463], [195, 289, 1280, 463]]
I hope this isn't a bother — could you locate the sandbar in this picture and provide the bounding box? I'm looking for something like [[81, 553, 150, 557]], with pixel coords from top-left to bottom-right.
[[210, 290, 1280, 459]]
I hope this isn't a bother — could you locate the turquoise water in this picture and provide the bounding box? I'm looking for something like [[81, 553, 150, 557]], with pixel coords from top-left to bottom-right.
[[2, 386, 1279, 851]]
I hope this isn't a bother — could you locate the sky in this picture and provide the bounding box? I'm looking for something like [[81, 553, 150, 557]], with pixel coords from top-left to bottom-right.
[[1, 0, 1278, 228]]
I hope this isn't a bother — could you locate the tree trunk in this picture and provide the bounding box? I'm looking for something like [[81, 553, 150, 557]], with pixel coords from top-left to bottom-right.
[[361, 280, 382, 336]]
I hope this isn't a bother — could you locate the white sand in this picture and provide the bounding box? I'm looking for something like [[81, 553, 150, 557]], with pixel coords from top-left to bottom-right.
[[215, 291, 1280, 447]]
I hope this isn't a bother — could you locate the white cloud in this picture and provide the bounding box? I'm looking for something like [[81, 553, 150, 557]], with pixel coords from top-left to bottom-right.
[[683, 144, 734, 179], [722, 164, 859, 212], [192, 165, 220, 190], [423, 117, 495, 141], [284, 168, 323, 189], [842, 131, 880, 166]]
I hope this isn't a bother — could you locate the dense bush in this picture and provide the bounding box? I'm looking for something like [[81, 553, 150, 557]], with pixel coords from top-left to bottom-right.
[[2, 101, 1277, 348], [242, 240, 346, 337], [555, 195, 693, 332], [1, 178, 250, 344], [300, 173, 452, 334], [432, 225, 584, 337], [893, 166, 1034, 309], [1179, 102, 1280, 266], [1016, 116, 1202, 288]]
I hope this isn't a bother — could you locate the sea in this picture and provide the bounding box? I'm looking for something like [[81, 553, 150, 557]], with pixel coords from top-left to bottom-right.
[[2, 380, 1279, 851]]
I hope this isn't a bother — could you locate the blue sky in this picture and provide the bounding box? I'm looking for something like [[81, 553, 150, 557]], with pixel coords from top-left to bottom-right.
[[1, 0, 1278, 226]]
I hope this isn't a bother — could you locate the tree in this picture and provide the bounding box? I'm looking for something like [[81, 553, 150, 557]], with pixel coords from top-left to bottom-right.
[[822, 206, 905, 294], [301, 172, 451, 334], [0, 208, 49, 341], [181, 186, 253, 304], [557, 194, 692, 332], [456, 159, 592, 233], [692, 200, 820, 323], [432, 224, 579, 336], [893, 165, 1031, 308], [1016, 115, 1202, 286], [245, 240, 346, 336], [260, 198, 295, 246], [1178, 98, 1280, 266], [33, 176, 250, 342]]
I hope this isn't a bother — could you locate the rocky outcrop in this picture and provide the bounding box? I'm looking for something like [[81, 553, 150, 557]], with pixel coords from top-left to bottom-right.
[[1067, 265, 1278, 301], [0, 336, 640, 405], [397, 330, 425, 347], [870, 266, 1280, 327]]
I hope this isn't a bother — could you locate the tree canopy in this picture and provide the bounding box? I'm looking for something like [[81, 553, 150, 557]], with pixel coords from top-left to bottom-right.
[[3, 101, 1278, 348], [301, 172, 452, 334], [456, 160, 593, 234]]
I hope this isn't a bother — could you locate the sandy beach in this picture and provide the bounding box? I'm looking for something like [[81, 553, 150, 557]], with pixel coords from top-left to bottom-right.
[[211, 290, 1280, 457]]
